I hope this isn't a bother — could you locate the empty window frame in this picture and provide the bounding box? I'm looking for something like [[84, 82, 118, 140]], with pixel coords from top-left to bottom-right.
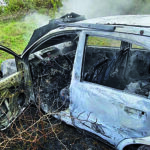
[[82, 35, 150, 97]]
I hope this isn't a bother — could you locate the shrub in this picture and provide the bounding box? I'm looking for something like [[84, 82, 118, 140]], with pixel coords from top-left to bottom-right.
[[0, 7, 3, 15], [33, 0, 62, 10], [2, 0, 62, 15], [4, 0, 26, 13]]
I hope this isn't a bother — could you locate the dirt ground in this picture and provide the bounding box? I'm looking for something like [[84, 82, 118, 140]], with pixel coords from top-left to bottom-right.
[[0, 105, 113, 150]]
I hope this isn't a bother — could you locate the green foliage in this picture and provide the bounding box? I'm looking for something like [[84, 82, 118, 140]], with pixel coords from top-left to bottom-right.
[[0, 0, 62, 63], [1, 0, 62, 15], [9, 0, 25, 10], [33, 0, 62, 9], [0, 7, 3, 15], [0, 19, 37, 63]]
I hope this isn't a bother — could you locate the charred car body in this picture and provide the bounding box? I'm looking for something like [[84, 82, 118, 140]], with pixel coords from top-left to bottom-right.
[[0, 14, 150, 150]]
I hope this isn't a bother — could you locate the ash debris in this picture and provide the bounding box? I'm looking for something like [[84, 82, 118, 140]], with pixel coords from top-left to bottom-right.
[[30, 48, 75, 113]]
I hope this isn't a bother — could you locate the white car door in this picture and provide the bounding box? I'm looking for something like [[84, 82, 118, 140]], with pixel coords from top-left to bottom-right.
[[70, 31, 150, 147]]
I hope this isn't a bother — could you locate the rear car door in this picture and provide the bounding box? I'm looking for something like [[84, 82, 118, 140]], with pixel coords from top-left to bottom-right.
[[0, 45, 32, 130], [70, 31, 150, 146]]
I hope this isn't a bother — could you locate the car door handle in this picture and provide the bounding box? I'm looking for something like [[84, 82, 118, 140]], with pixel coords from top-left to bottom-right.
[[124, 106, 146, 119]]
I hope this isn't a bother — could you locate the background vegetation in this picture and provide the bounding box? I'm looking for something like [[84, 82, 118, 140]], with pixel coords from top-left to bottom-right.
[[0, 19, 37, 64], [0, 0, 62, 63], [0, 0, 62, 16]]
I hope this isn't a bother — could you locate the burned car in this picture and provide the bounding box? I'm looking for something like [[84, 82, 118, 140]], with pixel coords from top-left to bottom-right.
[[1, 14, 150, 150]]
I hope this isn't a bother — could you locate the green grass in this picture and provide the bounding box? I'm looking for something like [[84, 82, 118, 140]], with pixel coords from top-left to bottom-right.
[[0, 22, 121, 65], [0, 19, 37, 64], [87, 36, 121, 47]]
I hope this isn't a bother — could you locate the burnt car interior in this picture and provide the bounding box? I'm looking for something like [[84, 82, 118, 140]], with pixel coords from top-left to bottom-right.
[[0, 51, 26, 129], [83, 35, 150, 98], [29, 33, 79, 112]]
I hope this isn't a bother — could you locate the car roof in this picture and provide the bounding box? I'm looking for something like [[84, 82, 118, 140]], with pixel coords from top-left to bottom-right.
[[23, 15, 150, 56], [78, 15, 150, 27]]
